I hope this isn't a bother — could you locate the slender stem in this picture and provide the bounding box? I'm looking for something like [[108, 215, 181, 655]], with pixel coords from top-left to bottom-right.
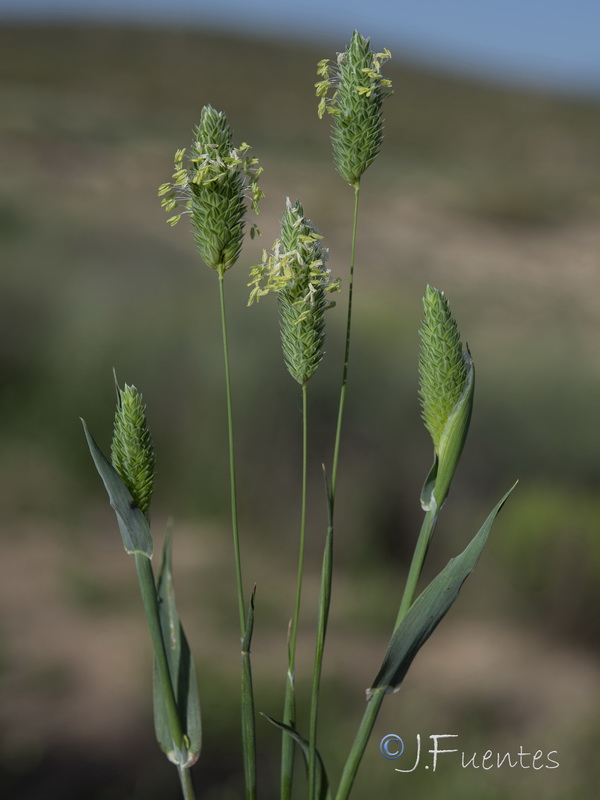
[[241, 650, 257, 800], [308, 496, 334, 800], [290, 383, 308, 669], [395, 508, 439, 628], [217, 269, 246, 632], [309, 183, 359, 799], [334, 508, 439, 799], [280, 667, 295, 800], [281, 383, 308, 800], [331, 183, 361, 504], [177, 765, 198, 800], [334, 689, 385, 800], [217, 269, 256, 799], [134, 554, 185, 756]]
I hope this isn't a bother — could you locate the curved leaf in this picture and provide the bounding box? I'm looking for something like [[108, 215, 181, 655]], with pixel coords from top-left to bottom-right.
[[81, 419, 153, 557], [370, 483, 516, 696], [153, 526, 202, 767], [261, 714, 331, 800]]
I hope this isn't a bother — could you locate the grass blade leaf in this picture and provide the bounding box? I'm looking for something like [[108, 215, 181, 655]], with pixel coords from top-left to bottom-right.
[[262, 715, 331, 800], [153, 526, 202, 766], [369, 483, 516, 695], [81, 418, 153, 557]]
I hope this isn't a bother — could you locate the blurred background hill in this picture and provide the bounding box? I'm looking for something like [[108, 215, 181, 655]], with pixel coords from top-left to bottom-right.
[[1, 16, 599, 800]]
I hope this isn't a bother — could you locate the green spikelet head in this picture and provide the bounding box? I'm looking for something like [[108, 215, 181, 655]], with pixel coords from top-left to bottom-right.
[[158, 105, 263, 273], [419, 286, 469, 455], [111, 382, 156, 517], [315, 31, 392, 187], [248, 199, 340, 385]]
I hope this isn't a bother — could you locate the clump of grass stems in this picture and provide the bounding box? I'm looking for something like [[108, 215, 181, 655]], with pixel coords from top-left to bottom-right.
[[82, 29, 514, 800]]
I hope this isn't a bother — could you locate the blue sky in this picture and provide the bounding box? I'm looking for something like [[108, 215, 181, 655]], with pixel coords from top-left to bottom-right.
[[3, 0, 600, 95]]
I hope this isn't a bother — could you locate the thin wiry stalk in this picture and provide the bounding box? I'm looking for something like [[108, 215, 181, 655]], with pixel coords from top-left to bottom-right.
[[217, 269, 256, 799], [291, 383, 309, 674], [281, 383, 308, 800], [308, 483, 333, 800], [241, 647, 257, 800], [395, 509, 439, 626], [217, 269, 246, 632], [331, 184, 360, 503], [280, 661, 296, 800], [309, 184, 360, 799]]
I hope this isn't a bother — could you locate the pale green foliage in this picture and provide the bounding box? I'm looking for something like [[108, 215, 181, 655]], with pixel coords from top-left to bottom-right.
[[248, 199, 339, 385], [158, 105, 263, 272], [418, 286, 468, 453], [316, 31, 392, 187], [111, 382, 156, 516]]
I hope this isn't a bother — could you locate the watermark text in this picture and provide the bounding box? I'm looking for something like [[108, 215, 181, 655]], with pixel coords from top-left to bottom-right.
[[380, 734, 559, 773]]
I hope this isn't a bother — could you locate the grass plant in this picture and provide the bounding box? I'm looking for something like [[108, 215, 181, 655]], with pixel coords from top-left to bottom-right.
[[82, 30, 514, 800]]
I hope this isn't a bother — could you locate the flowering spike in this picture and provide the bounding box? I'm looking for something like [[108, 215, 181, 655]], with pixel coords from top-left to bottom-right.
[[248, 200, 339, 385], [158, 105, 263, 273], [111, 382, 156, 517], [316, 31, 392, 186], [418, 286, 474, 510], [419, 287, 468, 451]]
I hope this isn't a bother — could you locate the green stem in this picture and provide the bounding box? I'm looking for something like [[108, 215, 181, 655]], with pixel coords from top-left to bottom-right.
[[308, 489, 334, 800], [217, 269, 256, 800], [217, 269, 246, 632], [281, 383, 308, 800], [334, 688, 385, 800], [241, 649, 257, 800], [334, 508, 439, 799], [177, 764, 198, 800], [310, 183, 359, 799], [331, 183, 361, 504], [290, 384, 309, 682], [395, 508, 439, 628]]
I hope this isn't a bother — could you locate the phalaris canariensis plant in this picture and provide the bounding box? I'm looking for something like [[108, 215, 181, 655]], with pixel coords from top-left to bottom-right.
[[82, 30, 514, 800]]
